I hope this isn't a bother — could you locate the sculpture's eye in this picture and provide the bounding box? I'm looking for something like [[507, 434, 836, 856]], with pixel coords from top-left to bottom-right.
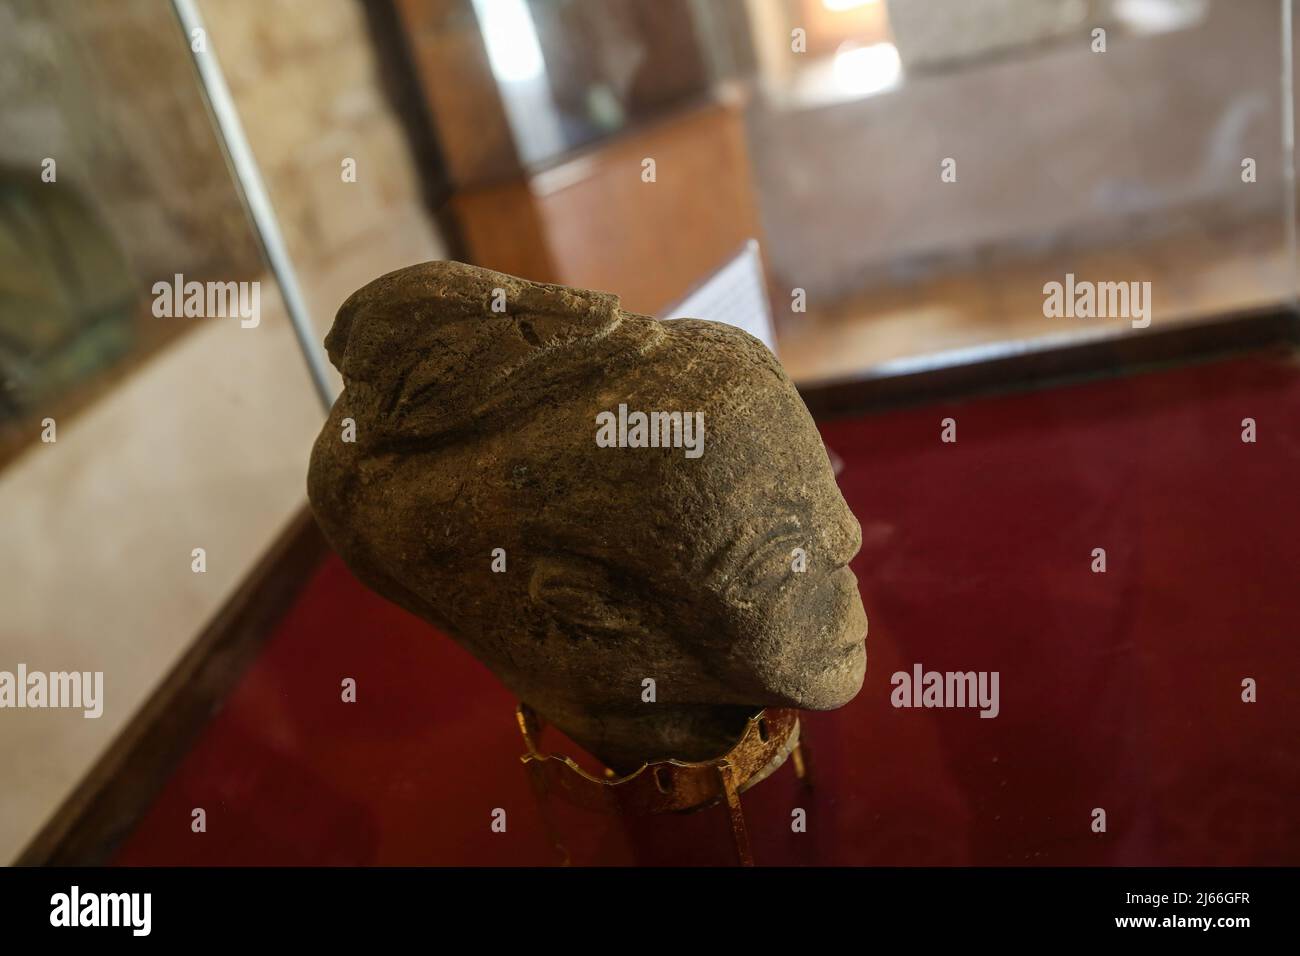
[[731, 529, 805, 598]]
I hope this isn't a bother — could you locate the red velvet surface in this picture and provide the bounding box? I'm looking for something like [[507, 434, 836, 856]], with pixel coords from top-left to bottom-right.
[[115, 353, 1300, 865]]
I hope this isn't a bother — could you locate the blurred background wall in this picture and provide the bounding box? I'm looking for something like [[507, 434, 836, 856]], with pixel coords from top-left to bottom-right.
[[751, 0, 1283, 302]]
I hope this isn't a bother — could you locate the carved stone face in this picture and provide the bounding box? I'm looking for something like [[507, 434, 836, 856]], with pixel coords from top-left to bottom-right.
[[309, 262, 867, 769]]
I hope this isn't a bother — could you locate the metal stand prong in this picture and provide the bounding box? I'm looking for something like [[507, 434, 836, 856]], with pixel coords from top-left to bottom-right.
[[718, 763, 754, 867], [791, 740, 813, 789]]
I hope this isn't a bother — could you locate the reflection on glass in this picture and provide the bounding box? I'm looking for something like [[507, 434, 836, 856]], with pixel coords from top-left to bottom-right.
[[476, 0, 545, 82], [830, 41, 901, 96]]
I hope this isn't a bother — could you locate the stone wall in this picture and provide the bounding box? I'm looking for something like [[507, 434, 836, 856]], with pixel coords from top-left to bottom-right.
[[0, 0, 443, 396], [201, 0, 436, 273], [0, 0, 262, 286]]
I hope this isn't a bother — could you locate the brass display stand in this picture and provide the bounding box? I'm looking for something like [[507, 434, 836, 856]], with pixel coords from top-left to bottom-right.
[[517, 703, 811, 866]]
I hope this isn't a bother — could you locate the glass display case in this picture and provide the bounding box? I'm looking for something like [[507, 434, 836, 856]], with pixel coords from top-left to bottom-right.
[[1, 0, 1296, 879]]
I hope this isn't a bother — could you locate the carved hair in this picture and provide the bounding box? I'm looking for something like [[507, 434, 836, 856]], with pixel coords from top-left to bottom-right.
[[322, 261, 664, 452]]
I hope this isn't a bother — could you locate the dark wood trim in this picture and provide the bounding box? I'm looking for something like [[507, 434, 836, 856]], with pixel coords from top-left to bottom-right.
[[15, 505, 328, 866], [797, 306, 1300, 418], [360, 0, 469, 261]]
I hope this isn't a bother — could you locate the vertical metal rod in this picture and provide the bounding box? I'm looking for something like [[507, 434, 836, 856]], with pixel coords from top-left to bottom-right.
[[1283, 0, 1297, 312], [718, 764, 754, 867], [171, 0, 336, 411]]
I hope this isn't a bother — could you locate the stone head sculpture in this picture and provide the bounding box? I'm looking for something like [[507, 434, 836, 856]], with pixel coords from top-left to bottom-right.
[[308, 261, 867, 771]]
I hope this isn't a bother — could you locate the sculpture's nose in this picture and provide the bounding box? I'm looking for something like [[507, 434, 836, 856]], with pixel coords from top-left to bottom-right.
[[820, 499, 863, 570]]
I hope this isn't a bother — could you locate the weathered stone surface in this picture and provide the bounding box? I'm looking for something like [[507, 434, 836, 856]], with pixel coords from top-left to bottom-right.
[[308, 261, 867, 771]]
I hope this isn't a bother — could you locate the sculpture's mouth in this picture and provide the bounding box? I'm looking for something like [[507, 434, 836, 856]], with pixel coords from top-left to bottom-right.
[[792, 566, 868, 709], [826, 565, 868, 652], [839, 631, 868, 653]]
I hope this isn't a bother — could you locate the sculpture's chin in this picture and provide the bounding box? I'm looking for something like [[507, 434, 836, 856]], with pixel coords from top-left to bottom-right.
[[791, 639, 867, 711]]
